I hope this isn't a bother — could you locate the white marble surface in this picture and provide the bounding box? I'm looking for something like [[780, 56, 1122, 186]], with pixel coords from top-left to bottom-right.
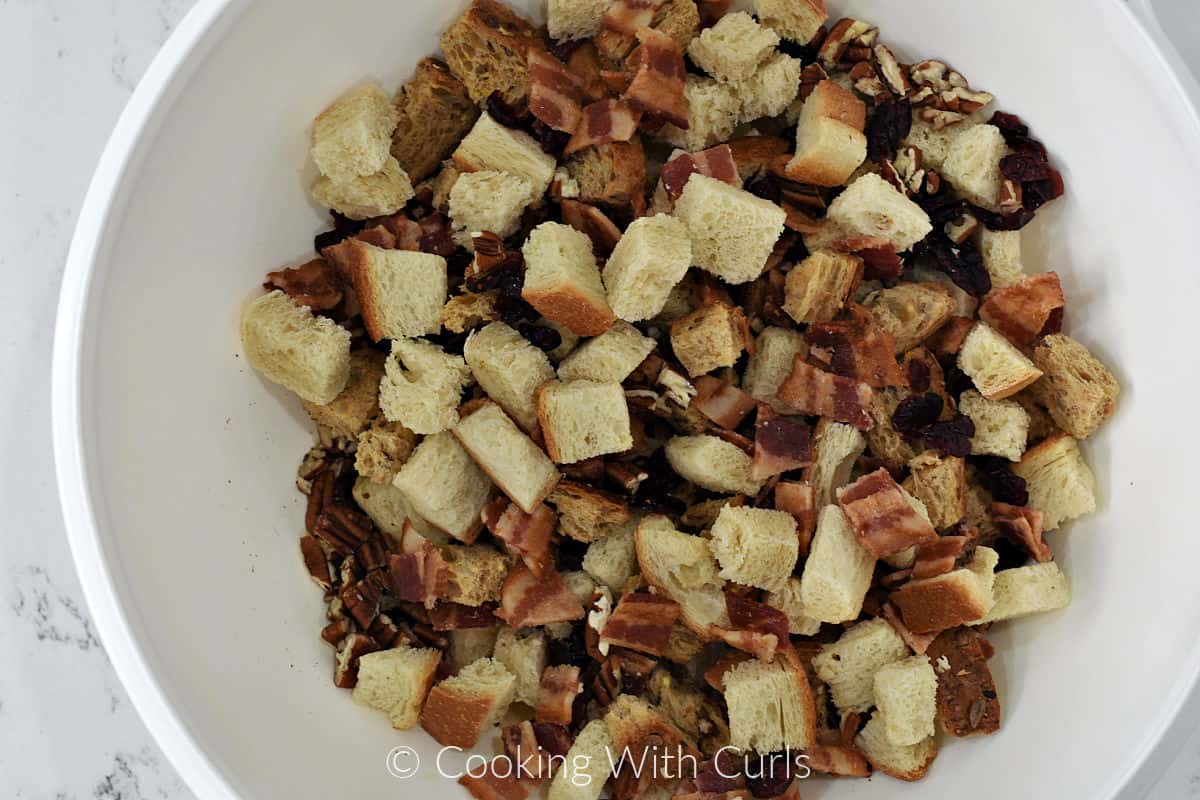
[[2, 1, 1200, 798]]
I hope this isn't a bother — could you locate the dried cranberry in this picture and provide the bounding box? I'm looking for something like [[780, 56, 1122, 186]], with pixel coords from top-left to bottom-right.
[[866, 98, 912, 163], [518, 322, 563, 352], [907, 358, 932, 394], [532, 722, 574, 757], [1006, 135, 1049, 163], [556, 536, 588, 572], [913, 233, 991, 297], [532, 119, 571, 158], [776, 38, 820, 64], [428, 330, 469, 356], [924, 414, 975, 458], [988, 111, 1028, 141], [892, 393, 944, 435], [940, 357, 974, 399], [971, 455, 1030, 506], [971, 204, 1037, 232], [746, 751, 794, 799], [485, 91, 527, 129], [746, 174, 782, 204], [497, 294, 540, 325], [1022, 169, 1065, 211], [999, 153, 1050, 183], [913, 180, 968, 228], [697, 751, 743, 793], [547, 625, 590, 668]]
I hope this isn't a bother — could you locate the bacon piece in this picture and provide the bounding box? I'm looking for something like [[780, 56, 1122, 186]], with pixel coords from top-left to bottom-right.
[[718, 592, 787, 661], [623, 28, 688, 129], [978, 272, 1065, 348], [992, 502, 1051, 562], [430, 601, 500, 630], [752, 404, 813, 481], [561, 199, 622, 255], [565, 42, 606, 103], [536, 665, 582, 725], [832, 236, 904, 281], [911, 535, 971, 580], [501, 721, 556, 782], [528, 50, 584, 133], [774, 481, 817, 555], [603, 0, 667, 35], [378, 212, 424, 251], [481, 495, 509, 535], [776, 357, 875, 430], [698, 0, 734, 26], [532, 722, 574, 757], [926, 315, 975, 357], [661, 144, 739, 200], [265, 258, 344, 310], [499, 565, 586, 628], [925, 627, 1001, 737], [564, 98, 642, 156], [387, 536, 448, 610], [805, 744, 871, 777], [355, 224, 396, 249], [691, 375, 757, 429], [806, 305, 906, 389], [601, 592, 681, 657], [882, 602, 937, 655], [837, 468, 938, 558], [491, 501, 557, 577]]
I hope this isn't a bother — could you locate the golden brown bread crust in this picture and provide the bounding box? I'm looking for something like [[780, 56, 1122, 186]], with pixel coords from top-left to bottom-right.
[[419, 685, 496, 748], [807, 80, 867, 131], [440, 0, 546, 105], [391, 58, 480, 182], [566, 139, 647, 210], [784, 133, 867, 187], [547, 481, 632, 543], [779, 644, 819, 748], [331, 239, 391, 343], [891, 571, 991, 635], [522, 283, 616, 338], [535, 384, 565, 463], [727, 135, 792, 180], [864, 738, 939, 782]]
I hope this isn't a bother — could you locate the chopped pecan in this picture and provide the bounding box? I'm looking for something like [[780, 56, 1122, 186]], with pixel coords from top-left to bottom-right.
[[340, 577, 382, 629], [333, 632, 379, 689], [561, 200, 622, 255], [312, 505, 373, 556], [300, 535, 333, 593], [321, 618, 353, 647], [264, 258, 343, 311]]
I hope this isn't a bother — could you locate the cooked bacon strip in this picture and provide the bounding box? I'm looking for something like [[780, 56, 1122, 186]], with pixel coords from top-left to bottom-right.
[[697, 0, 734, 25], [691, 375, 757, 429], [776, 357, 875, 430], [528, 50, 584, 133], [378, 212, 423, 250], [752, 404, 813, 481], [603, 0, 667, 35], [806, 305, 906, 389], [837, 469, 938, 558], [501, 721, 555, 782], [925, 627, 1001, 737], [481, 495, 509, 535], [805, 744, 872, 777], [564, 98, 641, 156], [387, 537, 448, 610], [265, 258, 344, 311], [491, 501, 557, 577], [774, 481, 817, 555], [561, 199, 622, 255], [979, 272, 1065, 348], [499, 565, 585, 628], [601, 592, 680, 657], [911, 535, 972, 580], [882, 602, 937, 655], [623, 28, 689, 129], [718, 592, 788, 661], [992, 502, 1051, 562], [355, 224, 396, 250], [430, 602, 500, 630], [661, 144, 739, 200], [536, 665, 582, 726]]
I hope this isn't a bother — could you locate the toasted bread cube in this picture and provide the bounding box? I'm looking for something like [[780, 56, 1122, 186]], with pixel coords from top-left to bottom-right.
[[338, 242, 446, 341], [892, 547, 999, 634], [866, 388, 922, 465], [379, 338, 471, 435], [448, 170, 534, 247], [903, 452, 966, 530], [864, 282, 957, 354], [493, 627, 547, 706], [565, 139, 647, 208], [800, 505, 875, 624], [355, 420, 417, 485], [240, 291, 351, 405], [352, 477, 442, 543], [812, 618, 908, 713], [976, 228, 1026, 289], [538, 380, 632, 463], [603, 214, 693, 322], [674, 174, 787, 285], [583, 527, 638, 591], [977, 561, 1071, 624], [454, 113, 558, 197], [548, 719, 614, 800], [1030, 334, 1120, 440], [786, 81, 867, 187], [353, 645, 442, 729], [391, 59, 479, 183], [959, 322, 1043, 400], [814, 172, 933, 253], [670, 303, 747, 376], [558, 320, 657, 383], [661, 75, 743, 152], [902, 116, 969, 171], [665, 435, 763, 495], [709, 506, 798, 592], [804, 421, 867, 509], [550, 481, 633, 543], [635, 515, 731, 633], [941, 124, 1010, 211], [1011, 434, 1096, 531], [548, 0, 609, 41], [311, 83, 399, 183], [311, 156, 415, 221], [959, 389, 1029, 461], [765, 576, 822, 635], [738, 53, 803, 122], [440, 0, 543, 105], [522, 222, 615, 337], [453, 401, 560, 513], [394, 432, 494, 543], [744, 327, 809, 413], [688, 12, 779, 83], [873, 656, 938, 747], [784, 249, 863, 324], [723, 656, 816, 752], [463, 321, 555, 434], [754, 0, 828, 43], [855, 712, 938, 782], [443, 545, 510, 607], [420, 657, 517, 747], [440, 291, 499, 334], [301, 350, 384, 439]]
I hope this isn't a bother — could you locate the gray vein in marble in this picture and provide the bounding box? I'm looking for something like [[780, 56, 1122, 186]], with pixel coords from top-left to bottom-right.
[[11, 565, 102, 651]]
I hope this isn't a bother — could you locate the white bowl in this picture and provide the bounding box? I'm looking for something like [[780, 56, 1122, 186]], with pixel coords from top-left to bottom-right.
[[52, 0, 1200, 797]]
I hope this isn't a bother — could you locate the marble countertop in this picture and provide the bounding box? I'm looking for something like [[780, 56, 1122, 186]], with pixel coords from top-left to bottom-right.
[[2, 1, 1199, 797]]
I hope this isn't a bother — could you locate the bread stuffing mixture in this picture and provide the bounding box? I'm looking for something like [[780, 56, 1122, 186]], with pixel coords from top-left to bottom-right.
[[240, 0, 1119, 795]]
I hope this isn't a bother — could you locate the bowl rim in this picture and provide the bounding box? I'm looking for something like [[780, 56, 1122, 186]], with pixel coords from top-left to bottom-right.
[[50, 1, 1200, 798]]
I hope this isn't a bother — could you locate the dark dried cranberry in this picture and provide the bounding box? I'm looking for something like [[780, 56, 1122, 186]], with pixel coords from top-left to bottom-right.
[[988, 111, 1028, 141], [866, 98, 912, 163], [907, 358, 932, 394], [999, 153, 1050, 183], [913, 180, 968, 228], [1006, 135, 1049, 163], [547, 624, 590, 668], [776, 38, 819, 64], [532, 119, 571, 158], [485, 91, 527, 129], [518, 322, 563, 352], [532, 722, 574, 757], [971, 205, 1037, 232], [497, 294, 540, 325], [940, 357, 974, 399], [914, 233, 991, 297], [746, 751, 794, 799], [972, 455, 1030, 506], [924, 414, 975, 458], [697, 751, 743, 793], [548, 38, 583, 62], [428, 329, 469, 356], [556, 536, 588, 572], [1022, 169, 1065, 211], [990, 534, 1030, 570], [746, 174, 782, 204], [314, 211, 367, 253], [892, 393, 944, 435]]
